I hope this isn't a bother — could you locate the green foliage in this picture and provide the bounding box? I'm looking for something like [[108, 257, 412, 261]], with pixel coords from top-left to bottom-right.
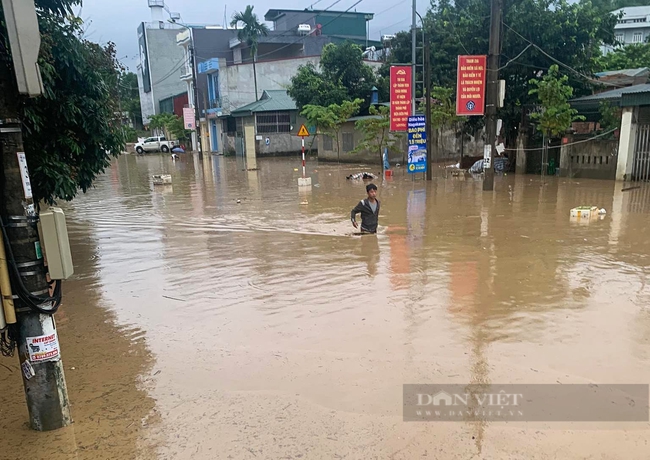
[[119, 72, 142, 128], [528, 65, 585, 138], [352, 105, 403, 168], [287, 63, 348, 110], [289, 43, 377, 110], [301, 99, 362, 157], [5, 7, 127, 203], [429, 86, 463, 130], [149, 113, 189, 141], [599, 43, 650, 71], [598, 100, 621, 133], [230, 5, 269, 59], [385, 0, 618, 139]]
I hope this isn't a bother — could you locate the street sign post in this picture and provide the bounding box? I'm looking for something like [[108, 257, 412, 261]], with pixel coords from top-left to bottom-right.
[[297, 124, 311, 187]]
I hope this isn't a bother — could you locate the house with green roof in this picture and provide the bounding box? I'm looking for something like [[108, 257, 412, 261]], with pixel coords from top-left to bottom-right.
[[223, 90, 315, 157]]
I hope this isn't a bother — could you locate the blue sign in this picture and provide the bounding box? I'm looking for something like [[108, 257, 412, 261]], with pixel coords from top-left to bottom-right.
[[407, 116, 427, 174]]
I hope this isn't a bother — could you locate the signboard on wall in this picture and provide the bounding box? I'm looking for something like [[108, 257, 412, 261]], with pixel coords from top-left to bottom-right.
[[183, 107, 195, 129], [456, 55, 486, 116], [390, 66, 412, 131], [137, 23, 151, 93]]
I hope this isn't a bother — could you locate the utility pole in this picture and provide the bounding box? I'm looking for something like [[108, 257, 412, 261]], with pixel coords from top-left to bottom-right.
[[411, 0, 417, 115], [189, 44, 202, 156], [425, 40, 433, 181], [0, 0, 71, 431], [483, 0, 501, 192]]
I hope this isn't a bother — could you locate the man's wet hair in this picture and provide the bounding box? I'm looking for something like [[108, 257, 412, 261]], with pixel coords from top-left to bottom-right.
[[366, 183, 377, 192]]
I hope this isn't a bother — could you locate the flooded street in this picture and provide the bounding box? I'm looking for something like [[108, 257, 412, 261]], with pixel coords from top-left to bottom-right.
[[2, 153, 650, 459]]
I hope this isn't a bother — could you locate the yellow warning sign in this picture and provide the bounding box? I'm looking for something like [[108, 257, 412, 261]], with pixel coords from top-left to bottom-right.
[[297, 124, 310, 137]]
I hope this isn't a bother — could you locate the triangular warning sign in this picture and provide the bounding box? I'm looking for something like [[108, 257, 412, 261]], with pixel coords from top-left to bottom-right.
[[297, 124, 309, 137]]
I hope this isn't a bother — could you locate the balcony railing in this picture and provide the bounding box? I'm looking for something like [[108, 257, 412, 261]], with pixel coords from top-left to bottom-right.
[[208, 98, 222, 110], [148, 0, 164, 6]]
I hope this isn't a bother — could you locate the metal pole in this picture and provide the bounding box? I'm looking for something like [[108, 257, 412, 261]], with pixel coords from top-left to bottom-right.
[[425, 40, 433, 181], [483, 0, 501, 191], [301, 137, 306, 178], [189, 38, 202, 155], [411, 0, 417, 115]]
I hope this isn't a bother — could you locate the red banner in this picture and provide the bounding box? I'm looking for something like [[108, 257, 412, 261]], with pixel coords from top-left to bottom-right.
[[390, 66, 412, 131], [456, 55, 487, 116]]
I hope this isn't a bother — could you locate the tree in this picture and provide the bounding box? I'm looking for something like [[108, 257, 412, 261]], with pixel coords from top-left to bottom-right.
[[528, 65, 584, 138], [301, 99, 362, 161], [428, 86, 465, 162], [288, 43, 377, 110], [599, 43, 650, 70], [230, 5, 270, 101], [287, 63, 348, 111], [149, 113, 189, 141], [353, 105, 402, 170], [384, 0, 617, 144], [118, 72, 142, 130], [1, 0, 127, 203]]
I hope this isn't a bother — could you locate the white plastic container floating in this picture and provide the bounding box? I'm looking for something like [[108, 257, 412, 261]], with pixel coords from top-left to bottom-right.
[[570, 206, 599, 221], [152, 174, 172, 185]]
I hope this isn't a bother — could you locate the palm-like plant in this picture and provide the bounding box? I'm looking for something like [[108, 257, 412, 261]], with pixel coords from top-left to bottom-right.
[[230, 5, 270, 101]]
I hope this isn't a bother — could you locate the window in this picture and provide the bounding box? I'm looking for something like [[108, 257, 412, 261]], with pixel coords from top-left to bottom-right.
[[633, 32, 643, 43], [615, 33, 624, 43], [323, 135, 333, 151], [256, 111, 291, 134], [342, 132, 354, 152], [224, 117, 236, 135]]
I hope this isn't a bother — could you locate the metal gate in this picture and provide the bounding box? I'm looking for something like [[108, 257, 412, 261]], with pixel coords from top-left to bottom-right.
[[632, 124, 650, 181]]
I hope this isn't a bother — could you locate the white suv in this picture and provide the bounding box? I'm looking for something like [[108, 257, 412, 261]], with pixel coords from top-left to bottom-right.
[[135, 136, 176, 154]]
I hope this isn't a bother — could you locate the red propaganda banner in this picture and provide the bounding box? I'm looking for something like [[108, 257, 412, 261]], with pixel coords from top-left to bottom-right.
[[390, 66, 412, 131], [456, 55, 487, 116]]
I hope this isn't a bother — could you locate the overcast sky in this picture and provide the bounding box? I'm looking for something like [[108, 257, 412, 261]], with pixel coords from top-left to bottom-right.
[[78, 0, 426, 71]]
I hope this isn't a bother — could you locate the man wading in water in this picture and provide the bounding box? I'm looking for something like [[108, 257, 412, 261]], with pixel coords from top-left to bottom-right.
[[351, 184, 380, 234]]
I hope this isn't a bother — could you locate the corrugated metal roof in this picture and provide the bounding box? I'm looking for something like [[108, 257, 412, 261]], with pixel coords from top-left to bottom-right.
[[230, 90, 297, 116], [595, 68, 649, 78], [612, 6, 650, 18], [570, 84, 650, 109]]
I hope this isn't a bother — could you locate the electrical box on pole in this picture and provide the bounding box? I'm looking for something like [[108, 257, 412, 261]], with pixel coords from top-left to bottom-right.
[[498, 80, 506, 108], [1, 0, 44, 97], [39, 208, 74, 280]]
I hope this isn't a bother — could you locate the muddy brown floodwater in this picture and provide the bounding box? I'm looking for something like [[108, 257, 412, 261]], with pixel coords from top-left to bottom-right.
[[1, 153, 650, 459]]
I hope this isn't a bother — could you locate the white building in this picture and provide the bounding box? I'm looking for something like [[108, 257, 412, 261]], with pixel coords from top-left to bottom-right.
[[603, 6, 650, 53]]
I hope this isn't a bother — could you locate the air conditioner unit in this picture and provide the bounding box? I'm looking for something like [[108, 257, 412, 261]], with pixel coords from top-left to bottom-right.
[[297, 24, 311, 35]]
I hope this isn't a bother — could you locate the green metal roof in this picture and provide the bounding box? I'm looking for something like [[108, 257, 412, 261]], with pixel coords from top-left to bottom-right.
[[230, 90, 297, 117], [570, 84, 650, 111]]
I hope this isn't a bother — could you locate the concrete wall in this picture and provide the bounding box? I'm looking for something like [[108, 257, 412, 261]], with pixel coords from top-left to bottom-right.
[[316, 121, 485, 165], [614, 26, 650, 45], [142, 28, 187, 123], [220, 56, 321, 113], [560, 134, 618, 180]]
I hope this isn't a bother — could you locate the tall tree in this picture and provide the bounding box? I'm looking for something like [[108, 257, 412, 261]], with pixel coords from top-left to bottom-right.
[[0, 0, 127, 203], [289, 43, 377, 110], [599, 43, 650, 70], [118, 72, 142, 130], [384, 0, 617, 143], [230, 5, 270, 101]]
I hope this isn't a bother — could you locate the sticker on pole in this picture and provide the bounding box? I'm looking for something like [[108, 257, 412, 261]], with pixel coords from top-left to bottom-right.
[[297, 124, 309, 137], [17, 152, 33, 199], [26, 332, 61, 363]]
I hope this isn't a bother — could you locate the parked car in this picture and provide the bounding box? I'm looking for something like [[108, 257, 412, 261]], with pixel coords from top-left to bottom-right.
[[135, 136, 176, 154]]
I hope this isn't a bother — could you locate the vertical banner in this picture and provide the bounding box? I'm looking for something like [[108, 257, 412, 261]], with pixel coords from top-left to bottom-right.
[[137, 22, 151, 93], [407, 115, 427, 174], [183, 107, 195, 129], [390, 66, 412, 132], [456, 55, 487, 116]]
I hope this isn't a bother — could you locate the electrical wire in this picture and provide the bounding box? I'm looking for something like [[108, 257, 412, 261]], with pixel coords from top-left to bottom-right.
[[0, 215, 62, 315], [503, 127, 620, 152]]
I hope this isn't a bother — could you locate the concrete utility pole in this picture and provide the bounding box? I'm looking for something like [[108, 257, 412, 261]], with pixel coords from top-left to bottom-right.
[[483, 0, 502, 192], [0, 0, 72, 431], [189, 45, 202, 155]]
